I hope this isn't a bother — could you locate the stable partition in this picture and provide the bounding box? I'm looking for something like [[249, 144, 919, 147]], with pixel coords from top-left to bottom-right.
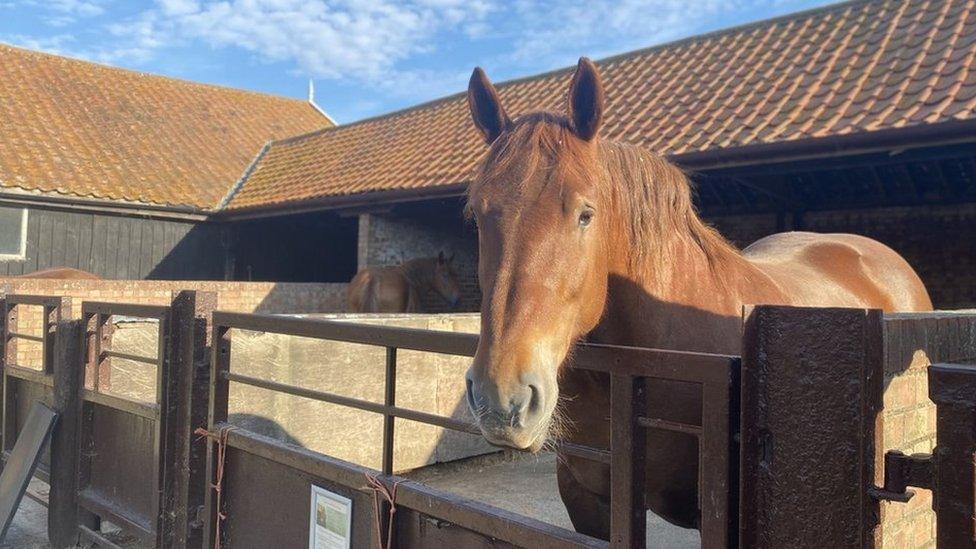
[[0, 294, 69, 488]]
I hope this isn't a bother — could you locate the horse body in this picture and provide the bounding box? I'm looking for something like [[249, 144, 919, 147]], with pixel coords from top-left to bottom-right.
[[462, 59, 931, 538], [347, 254, 460, 313]]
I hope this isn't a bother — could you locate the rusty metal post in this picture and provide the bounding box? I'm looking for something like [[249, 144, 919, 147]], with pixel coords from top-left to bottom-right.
[[928, 362, 976, 547], [741, 306, 884, 548], [48, 319, 98, 547], [161, 291, 216, 549], [609, 372, 646, 548]]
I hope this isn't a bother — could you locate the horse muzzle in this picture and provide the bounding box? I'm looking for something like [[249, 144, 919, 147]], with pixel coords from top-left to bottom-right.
[[465, 369, 552, 451]]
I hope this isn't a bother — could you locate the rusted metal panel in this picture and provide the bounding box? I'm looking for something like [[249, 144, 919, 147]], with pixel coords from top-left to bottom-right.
[[741, 305, 883, 548], [80, 403, 157, 534]]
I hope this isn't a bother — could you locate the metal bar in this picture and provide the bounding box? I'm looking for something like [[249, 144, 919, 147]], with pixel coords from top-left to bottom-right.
[[6, 332, 43, 343], [221, 426, 607, 549], [212, 312, 737, 383], [78, 524, 127, 549], [203, 325, 232, 549], [4, 295, 65, 307], [382, 347, 396, 476], [82, 301, 170, 319], [82, 389, 159, 420], [214, 311, 478, 356], [700, 367, 734, 548], [101, 350, 158, 366], [636, 416, 703, 437], [223, 371, 483, 435], [609, 373, 646, 548], [3, 364, 53, 387], [78, 488, 154, 541], [557, 442, 611, 465]]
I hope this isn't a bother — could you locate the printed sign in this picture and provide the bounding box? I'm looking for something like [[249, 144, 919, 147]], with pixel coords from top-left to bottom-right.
[[309, 485, 352, 549]]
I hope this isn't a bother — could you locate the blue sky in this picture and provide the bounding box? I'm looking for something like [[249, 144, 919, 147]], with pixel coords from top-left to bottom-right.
[[2, 0, 837, 123]]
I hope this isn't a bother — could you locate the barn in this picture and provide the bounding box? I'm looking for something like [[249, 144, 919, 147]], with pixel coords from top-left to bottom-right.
[[1, 0, 974, 311]]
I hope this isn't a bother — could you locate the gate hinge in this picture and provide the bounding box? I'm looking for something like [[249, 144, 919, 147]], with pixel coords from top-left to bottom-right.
[[870, 451, 934, 503]]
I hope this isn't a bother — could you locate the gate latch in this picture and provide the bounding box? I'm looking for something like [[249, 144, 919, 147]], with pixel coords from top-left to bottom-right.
[[870, 450, 934, 503]]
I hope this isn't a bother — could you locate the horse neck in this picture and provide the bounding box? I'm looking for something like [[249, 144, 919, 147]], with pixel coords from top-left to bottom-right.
[[598, 164, 761, 352], [399, 258, 436, 289]]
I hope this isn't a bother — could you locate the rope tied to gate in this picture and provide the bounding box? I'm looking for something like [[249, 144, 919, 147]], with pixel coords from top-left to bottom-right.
[[195, 425, 237, 549], [365, 472, 402, 549]]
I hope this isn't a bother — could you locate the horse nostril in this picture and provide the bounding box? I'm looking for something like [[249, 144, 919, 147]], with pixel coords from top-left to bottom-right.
[[527, 384, 541, 413], [466, 377, 477, 413]]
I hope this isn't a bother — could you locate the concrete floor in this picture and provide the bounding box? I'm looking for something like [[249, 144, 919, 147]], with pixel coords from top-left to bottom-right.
[[3, 480, 53, 549], [405, 451, 700, 548]]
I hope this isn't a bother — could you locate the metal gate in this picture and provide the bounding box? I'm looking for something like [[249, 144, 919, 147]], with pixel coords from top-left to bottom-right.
[[202, 312, 740, 548]]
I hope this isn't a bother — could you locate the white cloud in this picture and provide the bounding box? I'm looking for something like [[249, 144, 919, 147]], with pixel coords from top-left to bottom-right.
[[108, 0, 494, 85]]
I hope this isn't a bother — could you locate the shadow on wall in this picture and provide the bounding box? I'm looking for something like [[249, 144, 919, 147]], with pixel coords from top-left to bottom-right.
[[144, 222, 226, 280]]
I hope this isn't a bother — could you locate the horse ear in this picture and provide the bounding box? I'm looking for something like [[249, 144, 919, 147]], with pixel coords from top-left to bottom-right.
[[567, 57, 604, 141], [468, 67, 510, 145], [448, 252, 456, 264], [437, 251, 446, 264]]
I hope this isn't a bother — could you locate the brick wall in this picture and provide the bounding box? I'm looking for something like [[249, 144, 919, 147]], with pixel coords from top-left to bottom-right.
[[1, 278, 348, 369], [706, 203, 976, 310], [358, 212, 480, 312], [880, 311, 976, 548]]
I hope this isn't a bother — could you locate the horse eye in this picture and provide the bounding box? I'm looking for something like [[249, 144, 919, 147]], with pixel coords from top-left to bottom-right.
[[578, 209, 594, 227]]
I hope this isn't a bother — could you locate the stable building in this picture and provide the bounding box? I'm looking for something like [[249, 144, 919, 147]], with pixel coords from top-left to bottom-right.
[[1, 0, 974, 310]]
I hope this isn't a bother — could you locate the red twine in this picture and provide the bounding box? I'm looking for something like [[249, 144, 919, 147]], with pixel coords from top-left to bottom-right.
[[364, 472, 402, 549], [194, 425, 237, 549]]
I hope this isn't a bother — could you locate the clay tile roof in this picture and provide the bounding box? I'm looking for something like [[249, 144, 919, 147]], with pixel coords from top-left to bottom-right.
[[0, 43, 330, 210], [228, 0, 976, 212]]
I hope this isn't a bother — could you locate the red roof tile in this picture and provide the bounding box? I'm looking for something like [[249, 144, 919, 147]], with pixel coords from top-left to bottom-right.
[[229, 0, 976, 211], [0, 44, 330, 209]]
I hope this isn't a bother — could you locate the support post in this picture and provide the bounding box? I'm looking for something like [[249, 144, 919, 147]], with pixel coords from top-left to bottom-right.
[[741, 306, 884, 548], [48, 319, 97, 547], [928, 363, 976, 547], [609, 373, 646, 548], [162, 290, 216, 549]]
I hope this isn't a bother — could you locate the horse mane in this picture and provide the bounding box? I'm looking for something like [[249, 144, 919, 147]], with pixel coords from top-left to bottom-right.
[[466, 113, 740, 284]]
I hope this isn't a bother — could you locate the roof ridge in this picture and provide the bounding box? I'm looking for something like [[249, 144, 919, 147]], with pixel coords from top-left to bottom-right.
[[264, 0, 886, 147], [0, 41, 316, 106], [219, 141, 272, 210]]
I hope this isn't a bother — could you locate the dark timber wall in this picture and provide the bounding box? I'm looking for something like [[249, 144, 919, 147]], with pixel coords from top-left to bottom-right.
[[0, 206, 225, 279]]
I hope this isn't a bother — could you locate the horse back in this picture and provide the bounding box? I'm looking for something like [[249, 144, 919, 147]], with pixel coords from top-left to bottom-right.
[[347, 267, 413, 313], [743, 231, 932, 312]]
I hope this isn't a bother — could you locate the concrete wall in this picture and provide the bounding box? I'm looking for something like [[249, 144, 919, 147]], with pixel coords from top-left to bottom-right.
[[880, 311, 976, 547], [1, 278, 348, 369], [108, 313, 491, 473]]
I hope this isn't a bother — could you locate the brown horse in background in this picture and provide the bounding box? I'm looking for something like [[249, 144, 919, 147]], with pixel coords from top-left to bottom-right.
[[15, 267, 100, 279], [348, 253, 461, 313], [463, 58, 932, 539]]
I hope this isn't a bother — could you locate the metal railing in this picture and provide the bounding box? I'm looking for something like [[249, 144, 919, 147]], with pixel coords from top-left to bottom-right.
[[208, 311, 741, 548]]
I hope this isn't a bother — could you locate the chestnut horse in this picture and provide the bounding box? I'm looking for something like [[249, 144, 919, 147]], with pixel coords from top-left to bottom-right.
[[348, 253, 461, 313], [463, 58, 932, 538]]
